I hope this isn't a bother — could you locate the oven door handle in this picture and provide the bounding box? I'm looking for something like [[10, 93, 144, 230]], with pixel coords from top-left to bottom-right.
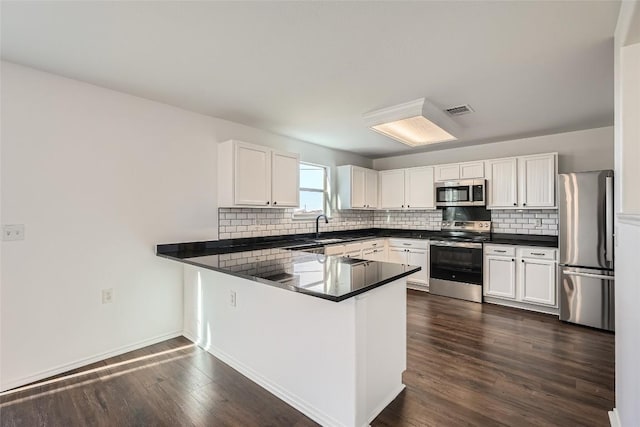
[[430, 240, 483, 249]]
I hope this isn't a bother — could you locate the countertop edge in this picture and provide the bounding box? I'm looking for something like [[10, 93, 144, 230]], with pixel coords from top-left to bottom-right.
[[157, 252, 421, 302]]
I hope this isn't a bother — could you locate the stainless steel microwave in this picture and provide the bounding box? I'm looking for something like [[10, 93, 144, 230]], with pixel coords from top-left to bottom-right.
[[435, 179, 486, 207]]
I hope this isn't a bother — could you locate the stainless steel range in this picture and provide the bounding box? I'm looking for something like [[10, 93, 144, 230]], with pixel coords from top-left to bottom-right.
[[429, 220, 491, 303]]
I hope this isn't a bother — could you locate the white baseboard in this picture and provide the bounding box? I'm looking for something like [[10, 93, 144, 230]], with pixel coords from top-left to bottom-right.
[[202, 343, 345, 427], [0, 330, 183, 392], [366, 384, 405, 426], [483, 297, 559, 316], [609, 408, 621, 427]]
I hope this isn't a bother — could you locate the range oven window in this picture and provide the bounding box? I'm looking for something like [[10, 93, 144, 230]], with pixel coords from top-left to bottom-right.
[[430, 245, 483, 285]]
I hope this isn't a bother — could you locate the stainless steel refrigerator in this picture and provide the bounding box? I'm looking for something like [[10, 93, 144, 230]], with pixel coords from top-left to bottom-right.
[[558, 170, 615, 331]]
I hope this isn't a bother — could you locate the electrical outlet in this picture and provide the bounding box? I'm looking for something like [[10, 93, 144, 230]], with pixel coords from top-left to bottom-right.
[[2, 224, 25, 241], [102, 288, 113, 304], [230, 290, 237, 308]]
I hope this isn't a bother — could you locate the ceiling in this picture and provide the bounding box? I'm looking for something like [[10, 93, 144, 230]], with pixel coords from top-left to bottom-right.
[[0, 1, 620, 158]]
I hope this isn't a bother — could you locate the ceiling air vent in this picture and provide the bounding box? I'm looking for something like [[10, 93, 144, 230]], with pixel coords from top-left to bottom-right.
[[445, 104, 474, 116]]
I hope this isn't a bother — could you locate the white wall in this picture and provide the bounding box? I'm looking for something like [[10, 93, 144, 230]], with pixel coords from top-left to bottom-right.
[[372, 127, 614, 174], [0, 62, 372, 391], [613, 2, 640, 426]]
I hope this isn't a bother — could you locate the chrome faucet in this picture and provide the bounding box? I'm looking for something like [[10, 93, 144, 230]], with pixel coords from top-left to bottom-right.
[[315, 214, 328, 237]]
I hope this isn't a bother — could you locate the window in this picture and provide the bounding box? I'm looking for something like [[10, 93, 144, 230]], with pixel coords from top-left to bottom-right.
[[294, 162, 328, 218]]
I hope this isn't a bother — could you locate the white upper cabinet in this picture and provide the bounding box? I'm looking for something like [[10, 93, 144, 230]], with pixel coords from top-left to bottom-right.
[[404, 167, 435, 209], [364, 169, 379, 209], [486, 157, 518, 208], [271, 150, 300, 207], [460, 162, 485, 179], [435, 161, 484, 182], [218, 140, 299, 208], [519, 154, 556, 208], [435, 164, 460, 181], [486, 153, 556, 209], [379, 167, 436, 210], [233, 142, 272, 206], [337, 165, 378, 209], [379, 169, 406, 209]]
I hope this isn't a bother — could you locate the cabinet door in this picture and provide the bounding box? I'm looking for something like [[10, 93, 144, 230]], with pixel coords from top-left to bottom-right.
[[519, 154, 556, 208], [519, 258, 557, 306], [271, 151, 299, 207], [364, 169, 379, 209], [379, 170, 406, 209], [484, 255, 516, 299], [486, 158, 518, 209], [234, 143, 271, 206], [351, 167, 366, 208], [405, 167, 435, 209], [407, 249, 428, 283], [387, 248, 407, 264], [460, 162, 485, 179], [435, 164, 460, 181]]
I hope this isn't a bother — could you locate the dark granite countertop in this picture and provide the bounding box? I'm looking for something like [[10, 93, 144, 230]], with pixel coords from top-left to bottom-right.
[[156, 228, 557, 259], [156, 228, 556, 301], [487, 233, 558, 248], [158, 247, 420, 302]]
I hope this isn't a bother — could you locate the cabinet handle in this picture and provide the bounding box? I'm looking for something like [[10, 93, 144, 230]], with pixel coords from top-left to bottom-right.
[[523, 203, 527, 206], [402, 205, 404, 208], [273, 201, 277, 205], [521, 259, 525, 263], [495, 250, 507, 253], [513, 203, 517, 206], [530, 252, 545, 256], [407, 205, 410, 208], [403, 243, 411, 246], [512, 258, 515, 262], [266, 201, 270, 205]]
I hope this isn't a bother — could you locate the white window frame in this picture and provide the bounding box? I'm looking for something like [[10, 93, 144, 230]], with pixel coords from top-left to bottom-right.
[[293, 162, 329, 220]]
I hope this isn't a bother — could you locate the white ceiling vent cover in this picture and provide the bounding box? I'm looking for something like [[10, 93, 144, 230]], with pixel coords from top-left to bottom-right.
[[445, 105, 474, 116]]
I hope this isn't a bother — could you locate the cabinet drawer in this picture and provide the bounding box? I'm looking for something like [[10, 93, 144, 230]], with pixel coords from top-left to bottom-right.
[[484, 245, 516, 257], [343, 242, 363, 252], [387, 239, 429, 250], [360, 239, 385, 250], [518, 247, 557, 260]]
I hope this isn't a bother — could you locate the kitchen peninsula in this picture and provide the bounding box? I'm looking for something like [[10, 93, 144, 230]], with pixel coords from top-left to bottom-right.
[[157, 239, 420, 427]]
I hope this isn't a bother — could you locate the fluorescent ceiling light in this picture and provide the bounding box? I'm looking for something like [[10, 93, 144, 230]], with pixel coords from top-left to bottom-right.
[[363, 98, 460, 147]]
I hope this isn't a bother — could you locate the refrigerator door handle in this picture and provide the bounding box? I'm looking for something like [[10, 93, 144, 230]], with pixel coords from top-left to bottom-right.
[[562, 270, 615, 281], [605, 176, 614, 263]]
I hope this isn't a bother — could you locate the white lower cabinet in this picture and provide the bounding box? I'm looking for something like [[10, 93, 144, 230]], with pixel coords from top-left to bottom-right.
[[484, 255, 517, 299], [387, 239, 429, 289], [519, 258, 556, 306], [484, 244, 558, 313]]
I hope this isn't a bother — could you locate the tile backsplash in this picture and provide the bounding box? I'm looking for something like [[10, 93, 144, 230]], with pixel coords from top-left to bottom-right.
[[491, 209, 558, 235], [218, 208, 374, 239], [373, 210, 442, 230], [218, 208, 558, 239]]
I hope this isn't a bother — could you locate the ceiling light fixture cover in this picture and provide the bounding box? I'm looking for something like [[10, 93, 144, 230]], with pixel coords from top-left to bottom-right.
[[363, 98, 460, 147]]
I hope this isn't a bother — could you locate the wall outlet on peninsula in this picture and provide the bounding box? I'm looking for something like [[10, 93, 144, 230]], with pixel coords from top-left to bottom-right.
[[230, 290, 237, 308], [102, 288, 113, 304]]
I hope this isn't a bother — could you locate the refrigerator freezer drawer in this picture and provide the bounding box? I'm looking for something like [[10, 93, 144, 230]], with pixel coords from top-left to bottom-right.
[[559, 267, 615, 331]]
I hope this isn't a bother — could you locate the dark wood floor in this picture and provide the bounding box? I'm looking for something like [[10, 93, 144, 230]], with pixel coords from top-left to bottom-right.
[[0, 291, 615, 427]]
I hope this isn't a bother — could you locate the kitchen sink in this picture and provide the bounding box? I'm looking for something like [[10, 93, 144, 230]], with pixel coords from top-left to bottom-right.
[[312, 238, 345, 244]]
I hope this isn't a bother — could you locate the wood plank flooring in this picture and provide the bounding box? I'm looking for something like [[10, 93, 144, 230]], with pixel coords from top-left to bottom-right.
[[0, 291, 615, 426]]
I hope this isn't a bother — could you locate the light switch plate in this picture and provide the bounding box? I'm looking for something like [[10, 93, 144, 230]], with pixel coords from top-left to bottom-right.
[[2, 224, 25, 241]]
